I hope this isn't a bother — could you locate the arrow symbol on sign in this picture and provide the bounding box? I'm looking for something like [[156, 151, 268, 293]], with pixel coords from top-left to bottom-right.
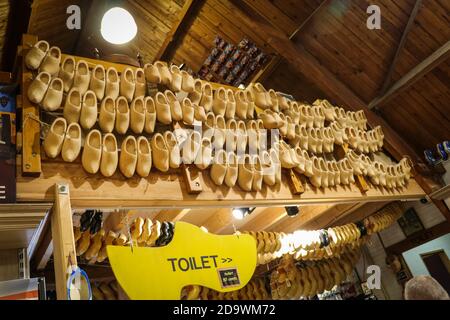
[[221, 257, 232, 263]]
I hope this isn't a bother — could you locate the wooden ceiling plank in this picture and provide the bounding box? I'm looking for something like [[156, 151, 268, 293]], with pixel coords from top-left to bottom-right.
[[369, 40, 450, 109], [239, 207, 286, 232], [241, 0, 297, 36], [269, 205, 335, 232], [218, 207, 263, 234], [250, 0, 329, 84], [332, 201, 391, 226], [153, 209, 191, 222], [30, 212, 53, 271], [154, 0, 203, 61], [202, 208, 232, 234], [379, 0, 422, 95]]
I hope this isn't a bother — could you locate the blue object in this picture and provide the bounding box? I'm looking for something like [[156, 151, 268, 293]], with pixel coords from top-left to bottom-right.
[[436, 143, 448, 161], [0, 87, 16, 113], [424, 149, 438, 165], [67, 266, 92, 300], [443, 141, 450, 155]]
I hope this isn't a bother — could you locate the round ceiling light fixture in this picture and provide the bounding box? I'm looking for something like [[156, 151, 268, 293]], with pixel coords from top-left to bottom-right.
[[101, 7, 137, 45], [232, 208, 245, 220]]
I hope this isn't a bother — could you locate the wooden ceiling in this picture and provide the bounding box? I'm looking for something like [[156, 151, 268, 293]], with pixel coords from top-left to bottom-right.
[[0, 0, 443, 156]]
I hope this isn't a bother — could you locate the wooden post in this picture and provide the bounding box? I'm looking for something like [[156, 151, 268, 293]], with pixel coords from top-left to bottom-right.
[[21, 34, 41, 175], [51, 183, 77, 300]]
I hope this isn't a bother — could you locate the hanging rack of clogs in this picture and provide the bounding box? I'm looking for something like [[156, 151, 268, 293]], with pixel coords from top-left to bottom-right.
[[15, 34, 425, 300]]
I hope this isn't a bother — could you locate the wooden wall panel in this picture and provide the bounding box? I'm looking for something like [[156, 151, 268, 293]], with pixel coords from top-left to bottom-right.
[[0, 250, 19, 281], [0, 0, 10, 68], [28, 0, 84, 53]]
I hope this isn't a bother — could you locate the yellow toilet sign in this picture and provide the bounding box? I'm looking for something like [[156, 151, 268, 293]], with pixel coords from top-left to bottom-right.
[[107, 222, 257, 300]]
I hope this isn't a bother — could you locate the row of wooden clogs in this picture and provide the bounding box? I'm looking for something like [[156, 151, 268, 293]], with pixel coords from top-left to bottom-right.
[[61, 90, 210, 132], [313, 99, 368, 131], [91, 281, 121, 300], [183, 278, 270, 300], [346, 150, 412, 188], [246, 205, 401, 266], [270, 248, 361, 299]]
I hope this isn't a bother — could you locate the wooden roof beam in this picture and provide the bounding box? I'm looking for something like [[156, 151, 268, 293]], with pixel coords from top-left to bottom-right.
[[202, 208, 232, 234], [268, 202, 385, 232], [369, 40, 450, 109], [378, 0, 422, 96], [241, 0, 297, 37], [218, 207, 266, 234], [247, 0, 330, 83], [239, 207, 286, 232], [153, 209, 191, 222], [154, 0, 203, 62], [332, 201, 390, 226], [268, 205, 335, 232]]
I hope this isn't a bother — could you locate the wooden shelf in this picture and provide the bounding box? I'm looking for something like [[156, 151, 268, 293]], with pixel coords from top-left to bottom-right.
[[15, 155, 425, 209], [16, 34, 426, 212]]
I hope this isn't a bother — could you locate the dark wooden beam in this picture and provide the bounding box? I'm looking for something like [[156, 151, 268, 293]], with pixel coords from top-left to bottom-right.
[[154, 0, 203, 62], [379, 0, 422, 95], [386, 221, 450, 255], [241, 0, 297, 37], [248, 0, 330, 83], [332, 201, 390, 226], [30, 209, 53, 271], [369, 40, 450, 109], [1, 0, 31, 71]]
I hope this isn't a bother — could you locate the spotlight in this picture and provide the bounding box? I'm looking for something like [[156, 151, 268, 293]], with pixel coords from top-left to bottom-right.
[[232, 208, 245, 220], [285, 206, 299, 217]]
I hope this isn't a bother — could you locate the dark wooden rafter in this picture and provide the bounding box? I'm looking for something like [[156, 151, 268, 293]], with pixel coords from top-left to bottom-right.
[[153, 209, 191, 222], [154, 0, 204, 62], [378, 0, 422, 96], [29, 210, 53, 271], [386, 221, 450, 255], [1, 0, 32, 71], [369, 40, 450, 109], [241, 0, 297, 37], [248, 0, 330, 83]]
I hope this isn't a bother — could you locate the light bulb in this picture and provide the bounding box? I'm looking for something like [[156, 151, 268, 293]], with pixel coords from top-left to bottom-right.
[[232, 208, 245, 220], [101, 7, 137, 45]]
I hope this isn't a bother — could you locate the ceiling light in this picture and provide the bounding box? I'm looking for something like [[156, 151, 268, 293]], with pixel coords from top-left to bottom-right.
[[101, 7, 137, 45], [232, 208, 245, 220]]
